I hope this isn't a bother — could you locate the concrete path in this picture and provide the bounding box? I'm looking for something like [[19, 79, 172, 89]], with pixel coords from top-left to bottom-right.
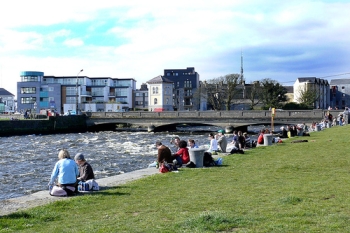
[[0, 167, 159, 216]]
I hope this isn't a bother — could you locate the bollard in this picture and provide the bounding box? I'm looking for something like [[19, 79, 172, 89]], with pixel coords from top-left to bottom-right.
[[263, 134, 273, 146], [189, 148, 206, 168]]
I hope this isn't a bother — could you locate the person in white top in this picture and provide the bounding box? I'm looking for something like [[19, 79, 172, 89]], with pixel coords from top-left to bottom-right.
[[207, 132, 218, 152]]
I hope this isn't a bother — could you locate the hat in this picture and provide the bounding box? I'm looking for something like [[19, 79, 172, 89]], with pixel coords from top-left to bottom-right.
[[218, 130, 225, 134], [74, 153, 85, 161]]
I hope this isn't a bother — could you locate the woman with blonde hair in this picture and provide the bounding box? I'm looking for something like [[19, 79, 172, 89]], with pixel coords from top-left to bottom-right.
[[49, 149, 79, 196]]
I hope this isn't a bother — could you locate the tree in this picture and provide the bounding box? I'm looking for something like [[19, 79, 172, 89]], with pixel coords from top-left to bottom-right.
[[260, 78, 287, 109], [247, 81, 263, 110], [204, 73, 243, 110], [296, 84, 320, 109]]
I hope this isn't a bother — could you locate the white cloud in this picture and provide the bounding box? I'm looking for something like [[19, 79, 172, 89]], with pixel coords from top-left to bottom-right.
[[0, 0, 350, 99]]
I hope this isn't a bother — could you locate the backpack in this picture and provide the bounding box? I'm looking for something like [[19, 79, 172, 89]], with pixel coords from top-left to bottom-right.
[[203, 152, 216, 167]]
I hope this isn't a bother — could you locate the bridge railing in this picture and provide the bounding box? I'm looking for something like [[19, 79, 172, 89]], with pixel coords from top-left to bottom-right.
[[86, 110, 341, 119]]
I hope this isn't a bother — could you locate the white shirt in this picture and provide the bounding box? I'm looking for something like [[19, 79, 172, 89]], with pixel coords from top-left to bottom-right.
[[208, 139, 218, 152]]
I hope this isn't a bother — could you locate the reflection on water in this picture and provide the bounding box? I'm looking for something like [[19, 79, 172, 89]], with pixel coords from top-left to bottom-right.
[[0, 125, 269, 200]]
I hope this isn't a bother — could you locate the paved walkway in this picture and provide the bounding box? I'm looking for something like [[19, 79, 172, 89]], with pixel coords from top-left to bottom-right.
[[0, 168, 159, 216]]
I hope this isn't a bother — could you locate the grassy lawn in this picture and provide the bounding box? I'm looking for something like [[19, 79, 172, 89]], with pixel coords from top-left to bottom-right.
[[1, 125, 350, 232]]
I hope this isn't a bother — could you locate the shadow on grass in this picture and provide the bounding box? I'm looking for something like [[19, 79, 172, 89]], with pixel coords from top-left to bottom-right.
[[76, 185, 131, 197]]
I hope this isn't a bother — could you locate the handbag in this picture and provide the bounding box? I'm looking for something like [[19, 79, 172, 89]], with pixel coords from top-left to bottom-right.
[[159, 163, 170, 173]]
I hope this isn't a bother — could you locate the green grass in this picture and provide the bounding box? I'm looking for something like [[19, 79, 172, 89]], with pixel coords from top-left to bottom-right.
[[1, 126, 350, 232]]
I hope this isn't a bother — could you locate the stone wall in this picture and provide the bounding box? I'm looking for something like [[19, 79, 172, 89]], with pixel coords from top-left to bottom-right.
[[0, 115, 87, 136]]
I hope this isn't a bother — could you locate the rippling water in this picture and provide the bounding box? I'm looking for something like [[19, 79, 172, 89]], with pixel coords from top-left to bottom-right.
[[0, 129, 221, 200], [0, 123, 270, 201]]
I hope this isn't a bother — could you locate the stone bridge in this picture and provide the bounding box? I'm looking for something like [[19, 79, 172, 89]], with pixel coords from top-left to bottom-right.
[[85, 110, 343, 132]]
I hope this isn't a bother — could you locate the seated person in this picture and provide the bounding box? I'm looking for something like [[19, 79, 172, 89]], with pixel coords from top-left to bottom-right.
[[188, 139, 199, 148], [155, 141, 173, 165], [74, 153, 95, 182], [172, 140, 190, 167], [257, 129, 265, 146], [49, 149, 79, 196], [207, 133, 218, 152]]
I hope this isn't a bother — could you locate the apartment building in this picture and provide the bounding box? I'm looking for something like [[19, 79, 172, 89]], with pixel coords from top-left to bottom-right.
[[293, 77, 330, 109], [133, 83, 148, 111], [329, 79, 350, 109], [163, 67, 200, 111], [17, 71, 136, 114]]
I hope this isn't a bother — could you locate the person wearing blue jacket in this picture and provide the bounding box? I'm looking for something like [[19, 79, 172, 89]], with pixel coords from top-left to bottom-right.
[[49, 149, 79, 193]]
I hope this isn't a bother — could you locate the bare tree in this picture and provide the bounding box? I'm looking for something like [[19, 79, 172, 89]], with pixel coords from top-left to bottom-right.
[[246, 81, 262, 109], [204, 74, 243, 110]]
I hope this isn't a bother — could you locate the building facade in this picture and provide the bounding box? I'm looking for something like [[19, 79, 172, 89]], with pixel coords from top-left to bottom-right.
[[17, 71, 136, 114], [146, 75, 174, 111], [133, 83, 148, 111], [329, 79, 350, 109], [0, 88, 15, 113], [293, 77, 330, 109], [163, 67, 200, 111]]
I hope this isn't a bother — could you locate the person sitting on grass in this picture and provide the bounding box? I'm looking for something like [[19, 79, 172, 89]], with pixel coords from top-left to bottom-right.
[[172, 140, 190, 167], [74, 153, 95, 182], [188, 139, 199, 148]]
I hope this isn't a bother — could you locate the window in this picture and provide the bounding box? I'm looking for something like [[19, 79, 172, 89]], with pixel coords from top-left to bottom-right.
[[167, 73, 170, 76], [154, 98, 157, 105], [155, 87, 158, 94], [184, 80, 192, 88], [66, 87, 77, 95], [21, 97, 36, 104], [49, 97, 54, 102], [21, 87, 36, 94], [152, 87, 156, 94], [49, 87, 54, 91], [166, 98, 169, 104]]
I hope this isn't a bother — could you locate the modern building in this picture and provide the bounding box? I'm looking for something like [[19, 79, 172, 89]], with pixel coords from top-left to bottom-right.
[[17, 71, 136, 114], [293, 77, 330, 109], [133, 83, 148, 111], [329, 78, 350, 109], [0, 88, 15, 113], [146, 75, 174, 111], [163, 67, 200, 111]]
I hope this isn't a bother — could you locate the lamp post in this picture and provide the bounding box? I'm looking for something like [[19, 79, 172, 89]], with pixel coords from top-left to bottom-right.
[[76, 69, 83, 114], [30, 96, 33, 113]]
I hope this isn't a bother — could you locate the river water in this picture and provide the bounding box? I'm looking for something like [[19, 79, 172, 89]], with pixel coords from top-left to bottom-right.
[[0, 125, 267, 201]]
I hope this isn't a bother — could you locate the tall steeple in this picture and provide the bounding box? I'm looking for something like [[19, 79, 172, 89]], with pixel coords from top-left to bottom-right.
[[240, 50, 244, 83], [241, 50, 245, 99]]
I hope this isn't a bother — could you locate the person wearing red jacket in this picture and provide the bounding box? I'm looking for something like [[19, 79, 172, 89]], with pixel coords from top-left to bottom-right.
[[172, 140, 190, 167]]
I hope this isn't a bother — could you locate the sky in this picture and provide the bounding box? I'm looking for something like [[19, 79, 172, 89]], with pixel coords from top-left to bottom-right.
[[1, 0, 350, 98]]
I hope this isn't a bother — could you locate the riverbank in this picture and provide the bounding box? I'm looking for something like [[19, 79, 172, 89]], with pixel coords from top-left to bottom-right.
[[1, 125, 349, 232], [0, 167, 159, 216]]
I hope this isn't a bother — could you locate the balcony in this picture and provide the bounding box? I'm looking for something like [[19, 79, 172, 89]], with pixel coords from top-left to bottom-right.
[[81, 91, 92, 97]]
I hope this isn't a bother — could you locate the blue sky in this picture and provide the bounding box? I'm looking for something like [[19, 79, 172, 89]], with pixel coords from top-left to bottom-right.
[[0, 0, 349, 97]]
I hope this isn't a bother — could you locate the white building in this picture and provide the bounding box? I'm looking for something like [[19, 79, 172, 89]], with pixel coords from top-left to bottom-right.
[[0, 88, 15, 113], [293, 77, 330, 109], [146, 75, 174, 111]]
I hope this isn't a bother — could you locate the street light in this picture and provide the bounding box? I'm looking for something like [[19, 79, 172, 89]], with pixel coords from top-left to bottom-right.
[[76, 69, 83, 114]]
